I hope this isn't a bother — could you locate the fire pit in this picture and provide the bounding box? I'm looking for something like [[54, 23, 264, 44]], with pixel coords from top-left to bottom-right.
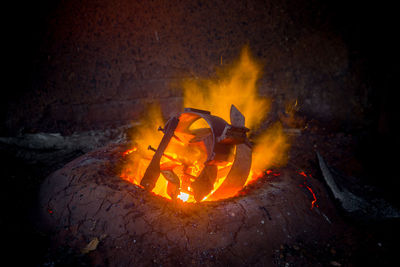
[[39, 142, 343, 266], [38, 48, 348, 266]]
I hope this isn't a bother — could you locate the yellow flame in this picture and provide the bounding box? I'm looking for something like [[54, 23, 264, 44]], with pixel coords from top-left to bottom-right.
[[129, 104, 165, 156], [121, 46, 290, 202], [183, 46, 270, 129], [246, 122, 289, 185], [123, 104, 170, 198]]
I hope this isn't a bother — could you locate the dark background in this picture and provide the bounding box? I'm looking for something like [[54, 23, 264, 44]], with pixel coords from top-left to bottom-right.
[[2, 0, 399, 265], [4, 0, 399, 136]]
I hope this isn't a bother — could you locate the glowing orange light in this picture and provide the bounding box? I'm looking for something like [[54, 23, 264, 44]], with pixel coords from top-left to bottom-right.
[[120, 46, 291, 202], [177, 192, 190, 202], [305, 185, 318, 209], [122, 147, 137, 156], [298, 171, 318, 209], [298, 171, 307, 177]]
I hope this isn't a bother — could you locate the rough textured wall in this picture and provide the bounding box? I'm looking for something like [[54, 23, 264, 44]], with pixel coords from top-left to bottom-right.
[[4, 0, 388, 135]]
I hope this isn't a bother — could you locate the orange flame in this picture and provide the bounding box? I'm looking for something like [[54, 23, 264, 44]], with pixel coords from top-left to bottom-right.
[[122, 147, 137, 156], [120, 46, 290, 202], [183, 46, 269, 129]]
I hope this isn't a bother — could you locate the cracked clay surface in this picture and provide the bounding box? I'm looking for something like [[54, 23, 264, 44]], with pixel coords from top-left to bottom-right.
[[39, 144, 345, 266]]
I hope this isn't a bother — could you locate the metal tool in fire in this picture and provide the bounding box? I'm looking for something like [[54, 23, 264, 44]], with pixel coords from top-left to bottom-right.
[[140, 105, 252, 202]]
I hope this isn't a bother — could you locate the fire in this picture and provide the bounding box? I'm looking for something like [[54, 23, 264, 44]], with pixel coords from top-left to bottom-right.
[[247, 123, 289, 184], [122, 147, 137, 156], [120, 46, 290, 203], [177, 192, 189, 202], [183, 46, 269, 130]]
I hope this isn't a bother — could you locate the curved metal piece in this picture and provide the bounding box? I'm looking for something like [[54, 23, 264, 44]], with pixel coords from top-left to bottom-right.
[[140, 116, 179, 190], [206, 105, 252, 201], [191, 165, 218, 202], [206, 144, 252, 201], [176, 108, 233, 164], [140, 106, 252, 202]]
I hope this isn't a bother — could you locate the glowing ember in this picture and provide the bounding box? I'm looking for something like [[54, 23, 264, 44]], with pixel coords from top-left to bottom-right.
[[120, 47, 291, 202], [122, 147, 137, 156], [298, 171, 307, 177], [266, 169, 281, 176], [298, 171, 319, 209], [306, 185, 318, 209]]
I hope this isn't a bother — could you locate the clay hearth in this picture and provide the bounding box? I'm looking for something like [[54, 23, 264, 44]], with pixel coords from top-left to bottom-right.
[[39, 143, 343, 266]]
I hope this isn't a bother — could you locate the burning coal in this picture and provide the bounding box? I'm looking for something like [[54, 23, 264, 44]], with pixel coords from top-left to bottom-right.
[[121, 47, 290, 202]]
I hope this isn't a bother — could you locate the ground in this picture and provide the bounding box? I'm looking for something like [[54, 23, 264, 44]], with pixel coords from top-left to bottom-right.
[[1, 120, 398, 266]]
